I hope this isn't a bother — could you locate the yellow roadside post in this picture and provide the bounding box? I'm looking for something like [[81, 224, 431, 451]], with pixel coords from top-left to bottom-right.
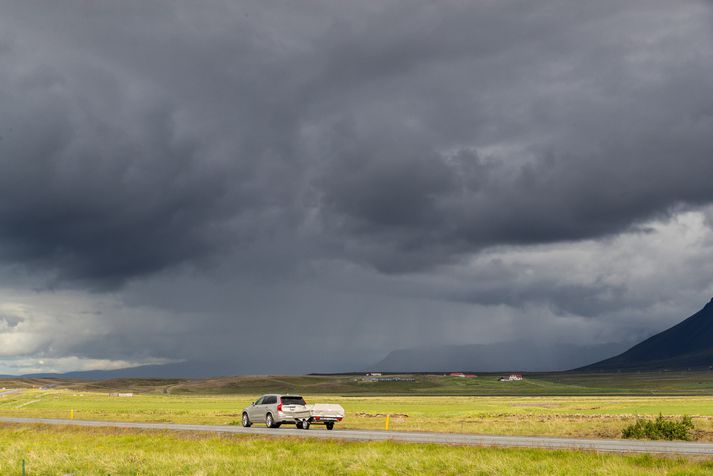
[[385, 414, 390, 431], [70, 409, 74, 420]]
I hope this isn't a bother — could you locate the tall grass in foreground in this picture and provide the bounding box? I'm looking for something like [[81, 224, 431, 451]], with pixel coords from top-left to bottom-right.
[[1, 424, 713, 475]]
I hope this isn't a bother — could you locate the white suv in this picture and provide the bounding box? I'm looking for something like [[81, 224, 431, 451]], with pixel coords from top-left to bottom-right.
[[242, 394, 308, 429]]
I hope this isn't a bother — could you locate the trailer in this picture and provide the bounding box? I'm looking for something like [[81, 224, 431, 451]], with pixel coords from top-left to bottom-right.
[[296, 404, 345, 430]]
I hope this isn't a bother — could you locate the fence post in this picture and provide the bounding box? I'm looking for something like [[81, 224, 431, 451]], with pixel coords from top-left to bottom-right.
[[21, 459, 25, 476], [385, 415, 390, 431]]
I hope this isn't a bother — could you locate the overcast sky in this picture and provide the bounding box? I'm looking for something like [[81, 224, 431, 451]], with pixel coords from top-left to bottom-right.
[[1, 0, 713, 374]]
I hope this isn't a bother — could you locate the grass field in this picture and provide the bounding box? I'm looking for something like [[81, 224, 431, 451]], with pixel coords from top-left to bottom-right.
[[1, 424, 713, 475], [7, 371, 713, 396], [68, 371, 713, 396], [3, 374, 713, 474], [3, 388, 713, 440]]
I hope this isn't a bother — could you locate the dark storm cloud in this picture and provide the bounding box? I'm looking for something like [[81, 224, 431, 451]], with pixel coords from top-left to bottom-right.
[[1, 0, 712, 284], [0, 0, 311, 285], [1, 0, 713, 374], [312, 0, 713, 271]]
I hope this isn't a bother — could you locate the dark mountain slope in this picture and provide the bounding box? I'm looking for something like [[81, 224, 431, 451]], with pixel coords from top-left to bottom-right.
[[578, 297, 713, 371], [371, 341, 629, 372]]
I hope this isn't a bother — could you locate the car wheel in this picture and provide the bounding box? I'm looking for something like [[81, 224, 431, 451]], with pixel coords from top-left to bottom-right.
[[296, 422, 303, 429], [266, 413, 275, 428], [302, 421, 310, 430], [326, 422, 334, 430], [242, 413, 252, 428]]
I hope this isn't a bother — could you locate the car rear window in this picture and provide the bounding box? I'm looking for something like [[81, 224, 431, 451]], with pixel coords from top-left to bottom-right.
[[281, 396, 306, 405]]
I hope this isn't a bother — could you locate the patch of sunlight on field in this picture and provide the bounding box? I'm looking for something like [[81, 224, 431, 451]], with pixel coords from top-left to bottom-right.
[[3, 389, 713, 440], [1, 424, 712, 475]]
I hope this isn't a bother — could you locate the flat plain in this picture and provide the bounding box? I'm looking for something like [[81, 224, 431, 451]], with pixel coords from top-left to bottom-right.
[[4, 424, 713, 475], [2, 372, 713, 474]]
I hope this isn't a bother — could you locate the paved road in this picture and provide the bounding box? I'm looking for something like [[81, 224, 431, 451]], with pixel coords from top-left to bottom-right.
[[1, 417, 712, 456], [0, 389, 22, 397]]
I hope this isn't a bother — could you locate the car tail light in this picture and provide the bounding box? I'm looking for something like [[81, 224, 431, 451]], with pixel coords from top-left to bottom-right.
[[277, 401, 283, 412], [337, 417, 342, 421]]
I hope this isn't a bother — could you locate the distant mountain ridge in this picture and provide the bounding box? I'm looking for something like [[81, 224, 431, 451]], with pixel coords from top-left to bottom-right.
[[6, 298, 712, 378], [370, 341, 629, 373], [0, 361, 240, 380], [578, 297, 713, 371]]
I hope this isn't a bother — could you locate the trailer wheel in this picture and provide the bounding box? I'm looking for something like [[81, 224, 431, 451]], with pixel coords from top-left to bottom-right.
[[296, 421, 303, 429], [242, 413, 252, 427], [326, 422, 334, 430], [302, 421, 310, 430]]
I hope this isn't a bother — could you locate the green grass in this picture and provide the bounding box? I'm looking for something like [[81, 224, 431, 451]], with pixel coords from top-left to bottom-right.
[[3, 374, 713, 474], [622, 414, 695, 441], [3, 389, 713, 440], [8, 371, 713, 396], [139, 371, 713, 396], [1, 424, 712, 475]]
